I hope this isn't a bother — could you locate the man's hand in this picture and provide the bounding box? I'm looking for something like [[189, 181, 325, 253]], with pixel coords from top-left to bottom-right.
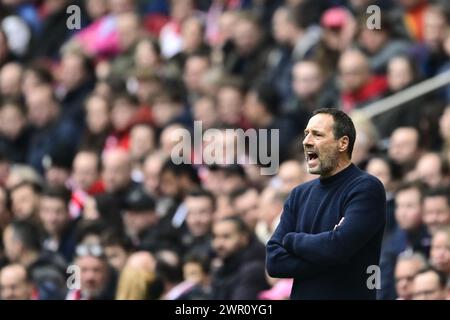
[[283, 217, 345, 254], [333, 217, 345, 231], [282, 232, 296, 254]]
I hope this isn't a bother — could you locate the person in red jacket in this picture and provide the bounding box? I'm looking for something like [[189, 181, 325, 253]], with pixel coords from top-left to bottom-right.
[[338, 48, 388, 113]]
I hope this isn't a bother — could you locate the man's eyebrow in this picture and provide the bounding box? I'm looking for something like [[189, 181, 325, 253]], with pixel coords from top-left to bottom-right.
[[304, 129, 324, 135]]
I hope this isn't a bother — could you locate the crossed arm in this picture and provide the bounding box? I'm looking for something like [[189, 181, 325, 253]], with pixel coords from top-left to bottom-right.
[[266, 178, 386, 278], [266, 201, 330, 280]]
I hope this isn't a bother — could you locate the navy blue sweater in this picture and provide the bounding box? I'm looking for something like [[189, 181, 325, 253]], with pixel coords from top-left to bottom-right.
[[266, 164, 386, 300]]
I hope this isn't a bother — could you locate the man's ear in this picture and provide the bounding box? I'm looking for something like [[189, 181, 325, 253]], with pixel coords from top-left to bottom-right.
[[339, 136, 350, 153]]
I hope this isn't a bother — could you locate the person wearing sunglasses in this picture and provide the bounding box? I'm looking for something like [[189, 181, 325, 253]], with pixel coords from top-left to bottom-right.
[[66, 243, 117, 300]]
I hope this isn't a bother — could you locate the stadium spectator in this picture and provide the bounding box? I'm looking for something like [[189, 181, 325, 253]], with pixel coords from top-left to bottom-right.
[[159, 0, 197, 59], [379, 182, 431, 300], [71, 150, 103, 195], [25, 84, 79, 174], [338, 48, 388, 113], [0, 62, 23, 99], [154, 249, 185, 299], [388, 127, 422, 178], [210, 216, 268, 299], [70, 174, 104, 221], [116, 250, 162, 300], [0, 27, 13, 68], [129, 123, 156, 182], [275, 159, 311, 193], [151, 89, 191, 132], [67, 243, 117, 300], [255, 187, 286, 245], [410, 4, 449, 78], [267, 5, 321, 101], [38, 186, 78, 263], [216, 77, 247, 129], [5, 164, 41, 189], [80, 94, 111, 152], [192, 95, 219, 130], [440, 104, 450, 156], [0, 100, 32, 164], [8, 180, 41, 221], [313, 6, 356, 76], [178, 253, 211, 299], [21, 63, 54, 98], [142, 151, 167, 198], [356, 14, 411, 74], [392, 0, 430, 42], [0, 263, 33, 300], [429, 226, 450, 277], [105, 92, 140, 151], [183, 52, 211, 107], [372, 55, 424, 139], [223, 11, 272, 84], [102, 147, 134, 195], [57, 50, 95, 136], [414, 152, 450, 188], [122, 187, 174, 252], [133, 37, 164, 75], [350, 111, 380, 166], [288, 59, 338, 117], [181, 189, 215, 258], [423, 188, 450, 235], [101, 229, 131, 273], [365, 156, 399, 236], [2, 220, 67, 300], [0, 185, 11, 232], [73, 0, 136, 58], [412, 267, 448, 300], [229, 187, 259, 232], [109, 12, 143, 78], [243, 82, 297, 162], [169, 16, 209, 76], [394, 252, 428, 300], [42, 148, 73, 188], [115, 265, 159, 300]]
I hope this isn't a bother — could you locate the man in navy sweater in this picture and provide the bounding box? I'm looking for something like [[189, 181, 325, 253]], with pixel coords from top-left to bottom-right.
[[266, 108, 386, 299]]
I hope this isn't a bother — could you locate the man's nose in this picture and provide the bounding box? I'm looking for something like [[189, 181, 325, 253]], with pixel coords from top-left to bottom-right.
[[303, 134, 313, 147]]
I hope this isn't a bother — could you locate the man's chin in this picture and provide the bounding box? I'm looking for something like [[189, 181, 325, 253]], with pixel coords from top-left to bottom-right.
[[307, 167, 321, 175], [82, 288, 101, 299]]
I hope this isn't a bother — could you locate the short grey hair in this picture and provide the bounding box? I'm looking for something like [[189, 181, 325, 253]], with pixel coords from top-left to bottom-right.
[[396, 251, 428, 269]]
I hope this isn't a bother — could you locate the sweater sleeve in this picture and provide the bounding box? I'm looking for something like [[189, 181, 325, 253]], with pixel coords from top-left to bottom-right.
[[283, 177, 386, 266], [266, 191, 329, 280]]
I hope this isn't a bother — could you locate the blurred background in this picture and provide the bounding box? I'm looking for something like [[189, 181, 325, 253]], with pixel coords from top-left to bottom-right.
[[0, 0, 449, 300]]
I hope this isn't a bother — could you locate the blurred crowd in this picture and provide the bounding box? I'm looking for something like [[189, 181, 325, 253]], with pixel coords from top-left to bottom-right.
[[0, 0, 450, 300]]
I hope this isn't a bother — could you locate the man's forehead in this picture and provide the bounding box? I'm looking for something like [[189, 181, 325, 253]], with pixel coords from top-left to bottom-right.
[[432, 232, 449, 243], [214, 221, 237, 232], [396, 259, 418, 270], [393, 128, 418, 140], [306, 113, 334, 131]]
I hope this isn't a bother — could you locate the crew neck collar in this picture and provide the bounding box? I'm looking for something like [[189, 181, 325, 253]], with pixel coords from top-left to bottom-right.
[[319, 163, 356, 186]]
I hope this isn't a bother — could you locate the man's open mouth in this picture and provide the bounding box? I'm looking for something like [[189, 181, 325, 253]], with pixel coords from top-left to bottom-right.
[[306, 151, 319, 161]]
